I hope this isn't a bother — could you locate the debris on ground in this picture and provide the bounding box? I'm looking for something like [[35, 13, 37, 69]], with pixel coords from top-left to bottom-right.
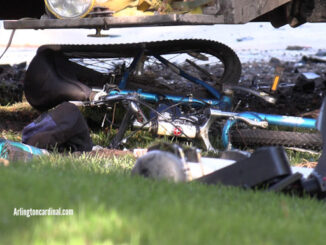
[[74, 148, 133, 158], [0, 138, 48, 163], [0, 158, 10, 166], [295, 161, 318, 168], [302, 56, 326, 64], [316, 49, 326, 57], [236, 36, 254, 42], [300, 72, 321, 80], [236, 56, 326, 115], [286, 45, 310, 51], [0, 62, 25, 105]]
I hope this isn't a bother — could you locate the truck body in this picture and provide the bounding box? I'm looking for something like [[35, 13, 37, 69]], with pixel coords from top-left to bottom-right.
[[1, 0, 326, 30]]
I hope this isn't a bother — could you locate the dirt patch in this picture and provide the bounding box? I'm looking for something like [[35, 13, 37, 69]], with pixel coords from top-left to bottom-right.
[[0, 63, 26, 106], [0, 102, 39, 132], [74, 148, 133, 158], [294, 161, 318, 168]]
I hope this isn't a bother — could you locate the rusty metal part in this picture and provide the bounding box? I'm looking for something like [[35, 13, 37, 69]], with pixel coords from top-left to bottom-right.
[[4, 0, 290, 29], [87, 28, 110, 37], [87, 7, 114, 18], [307, 0, 326, 22], [219, 0, 291, 24], [3, 14, 223, 30]]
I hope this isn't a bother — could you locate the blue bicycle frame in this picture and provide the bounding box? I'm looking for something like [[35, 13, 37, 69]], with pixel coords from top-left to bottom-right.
[[116, 50, 232, 110], [112, 47, 317, 150]]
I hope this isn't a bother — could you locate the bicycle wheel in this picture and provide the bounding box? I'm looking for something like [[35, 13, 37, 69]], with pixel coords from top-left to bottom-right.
[[230, 128, 322, 150], [39, 39, 241, 98]]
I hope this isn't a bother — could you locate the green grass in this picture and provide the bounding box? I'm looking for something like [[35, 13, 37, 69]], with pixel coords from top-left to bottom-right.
[[0, 130, 22, 142], [1, 154, 326, 245], [286, 149, 320, 165], [1, 102, 325, 244]]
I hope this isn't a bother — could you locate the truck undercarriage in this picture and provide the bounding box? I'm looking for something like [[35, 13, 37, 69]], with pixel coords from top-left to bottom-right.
[[1, 0, 326, 29]]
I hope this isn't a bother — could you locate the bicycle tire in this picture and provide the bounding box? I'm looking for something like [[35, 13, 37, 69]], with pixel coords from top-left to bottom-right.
[[230, 128, 322, 150], [40, 39, 241, 97]]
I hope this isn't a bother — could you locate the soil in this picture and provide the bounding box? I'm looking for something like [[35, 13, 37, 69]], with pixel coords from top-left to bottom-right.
[[73, 148, 133, 158], [0, 104, 39, 131], [0, 62, 25, 106], [295, 161, 318, 168]]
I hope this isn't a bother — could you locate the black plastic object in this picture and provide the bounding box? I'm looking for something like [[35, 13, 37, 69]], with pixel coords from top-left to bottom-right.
[[197, 146, 292, 188], [312, 98, 326, 185], [301, 98, 326, 197], [219, 149, 251, 162], [197, 97, 326, 199], [22, 102, 93, 152], [24, 48, 105, 111], [268, 173, 303, 192]]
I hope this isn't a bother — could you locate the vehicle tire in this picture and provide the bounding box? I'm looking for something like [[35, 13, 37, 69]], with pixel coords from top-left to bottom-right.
[[230, 128, 322, 150]]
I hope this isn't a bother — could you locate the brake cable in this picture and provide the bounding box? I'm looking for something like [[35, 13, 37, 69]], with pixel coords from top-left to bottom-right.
[[0, 29, 16, 60], [0, 17, 39, 61]]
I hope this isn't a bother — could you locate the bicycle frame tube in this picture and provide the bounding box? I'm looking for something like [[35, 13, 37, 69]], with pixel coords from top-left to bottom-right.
[[118, 50, 144, 89], [221, 112, 317, 148], [153, 54, 222, 100], [117, 51, 232, 109], [257, 113, 316, 128], [109, 89, 221, 106]]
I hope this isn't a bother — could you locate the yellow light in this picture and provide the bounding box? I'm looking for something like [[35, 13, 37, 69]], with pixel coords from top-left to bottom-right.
[[44, 0, 96, 19]]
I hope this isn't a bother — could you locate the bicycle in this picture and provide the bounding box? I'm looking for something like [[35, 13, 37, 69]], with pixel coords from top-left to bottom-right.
[[73, 89, 319, 151], [25, 40, 322, 152]]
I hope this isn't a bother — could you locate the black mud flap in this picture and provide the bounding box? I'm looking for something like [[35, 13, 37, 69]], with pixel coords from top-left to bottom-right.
[[301, 98, 326, 198], [197, 97, 326, 200], [197, 146, 292, 188]]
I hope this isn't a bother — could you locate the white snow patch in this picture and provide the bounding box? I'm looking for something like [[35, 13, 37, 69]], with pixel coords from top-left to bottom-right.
[[0, 21, 326, 64]]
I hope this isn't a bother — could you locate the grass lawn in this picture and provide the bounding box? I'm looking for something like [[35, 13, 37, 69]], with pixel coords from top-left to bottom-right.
[[1, 153, 326, 245], [0, 102, 324, 244]]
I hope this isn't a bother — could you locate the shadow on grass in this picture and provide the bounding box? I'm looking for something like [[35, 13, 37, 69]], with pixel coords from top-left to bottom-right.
[[1, 155, 326, 244]]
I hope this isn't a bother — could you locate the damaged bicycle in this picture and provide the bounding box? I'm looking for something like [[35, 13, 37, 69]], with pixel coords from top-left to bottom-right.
[[23, 41, 322, 152]]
